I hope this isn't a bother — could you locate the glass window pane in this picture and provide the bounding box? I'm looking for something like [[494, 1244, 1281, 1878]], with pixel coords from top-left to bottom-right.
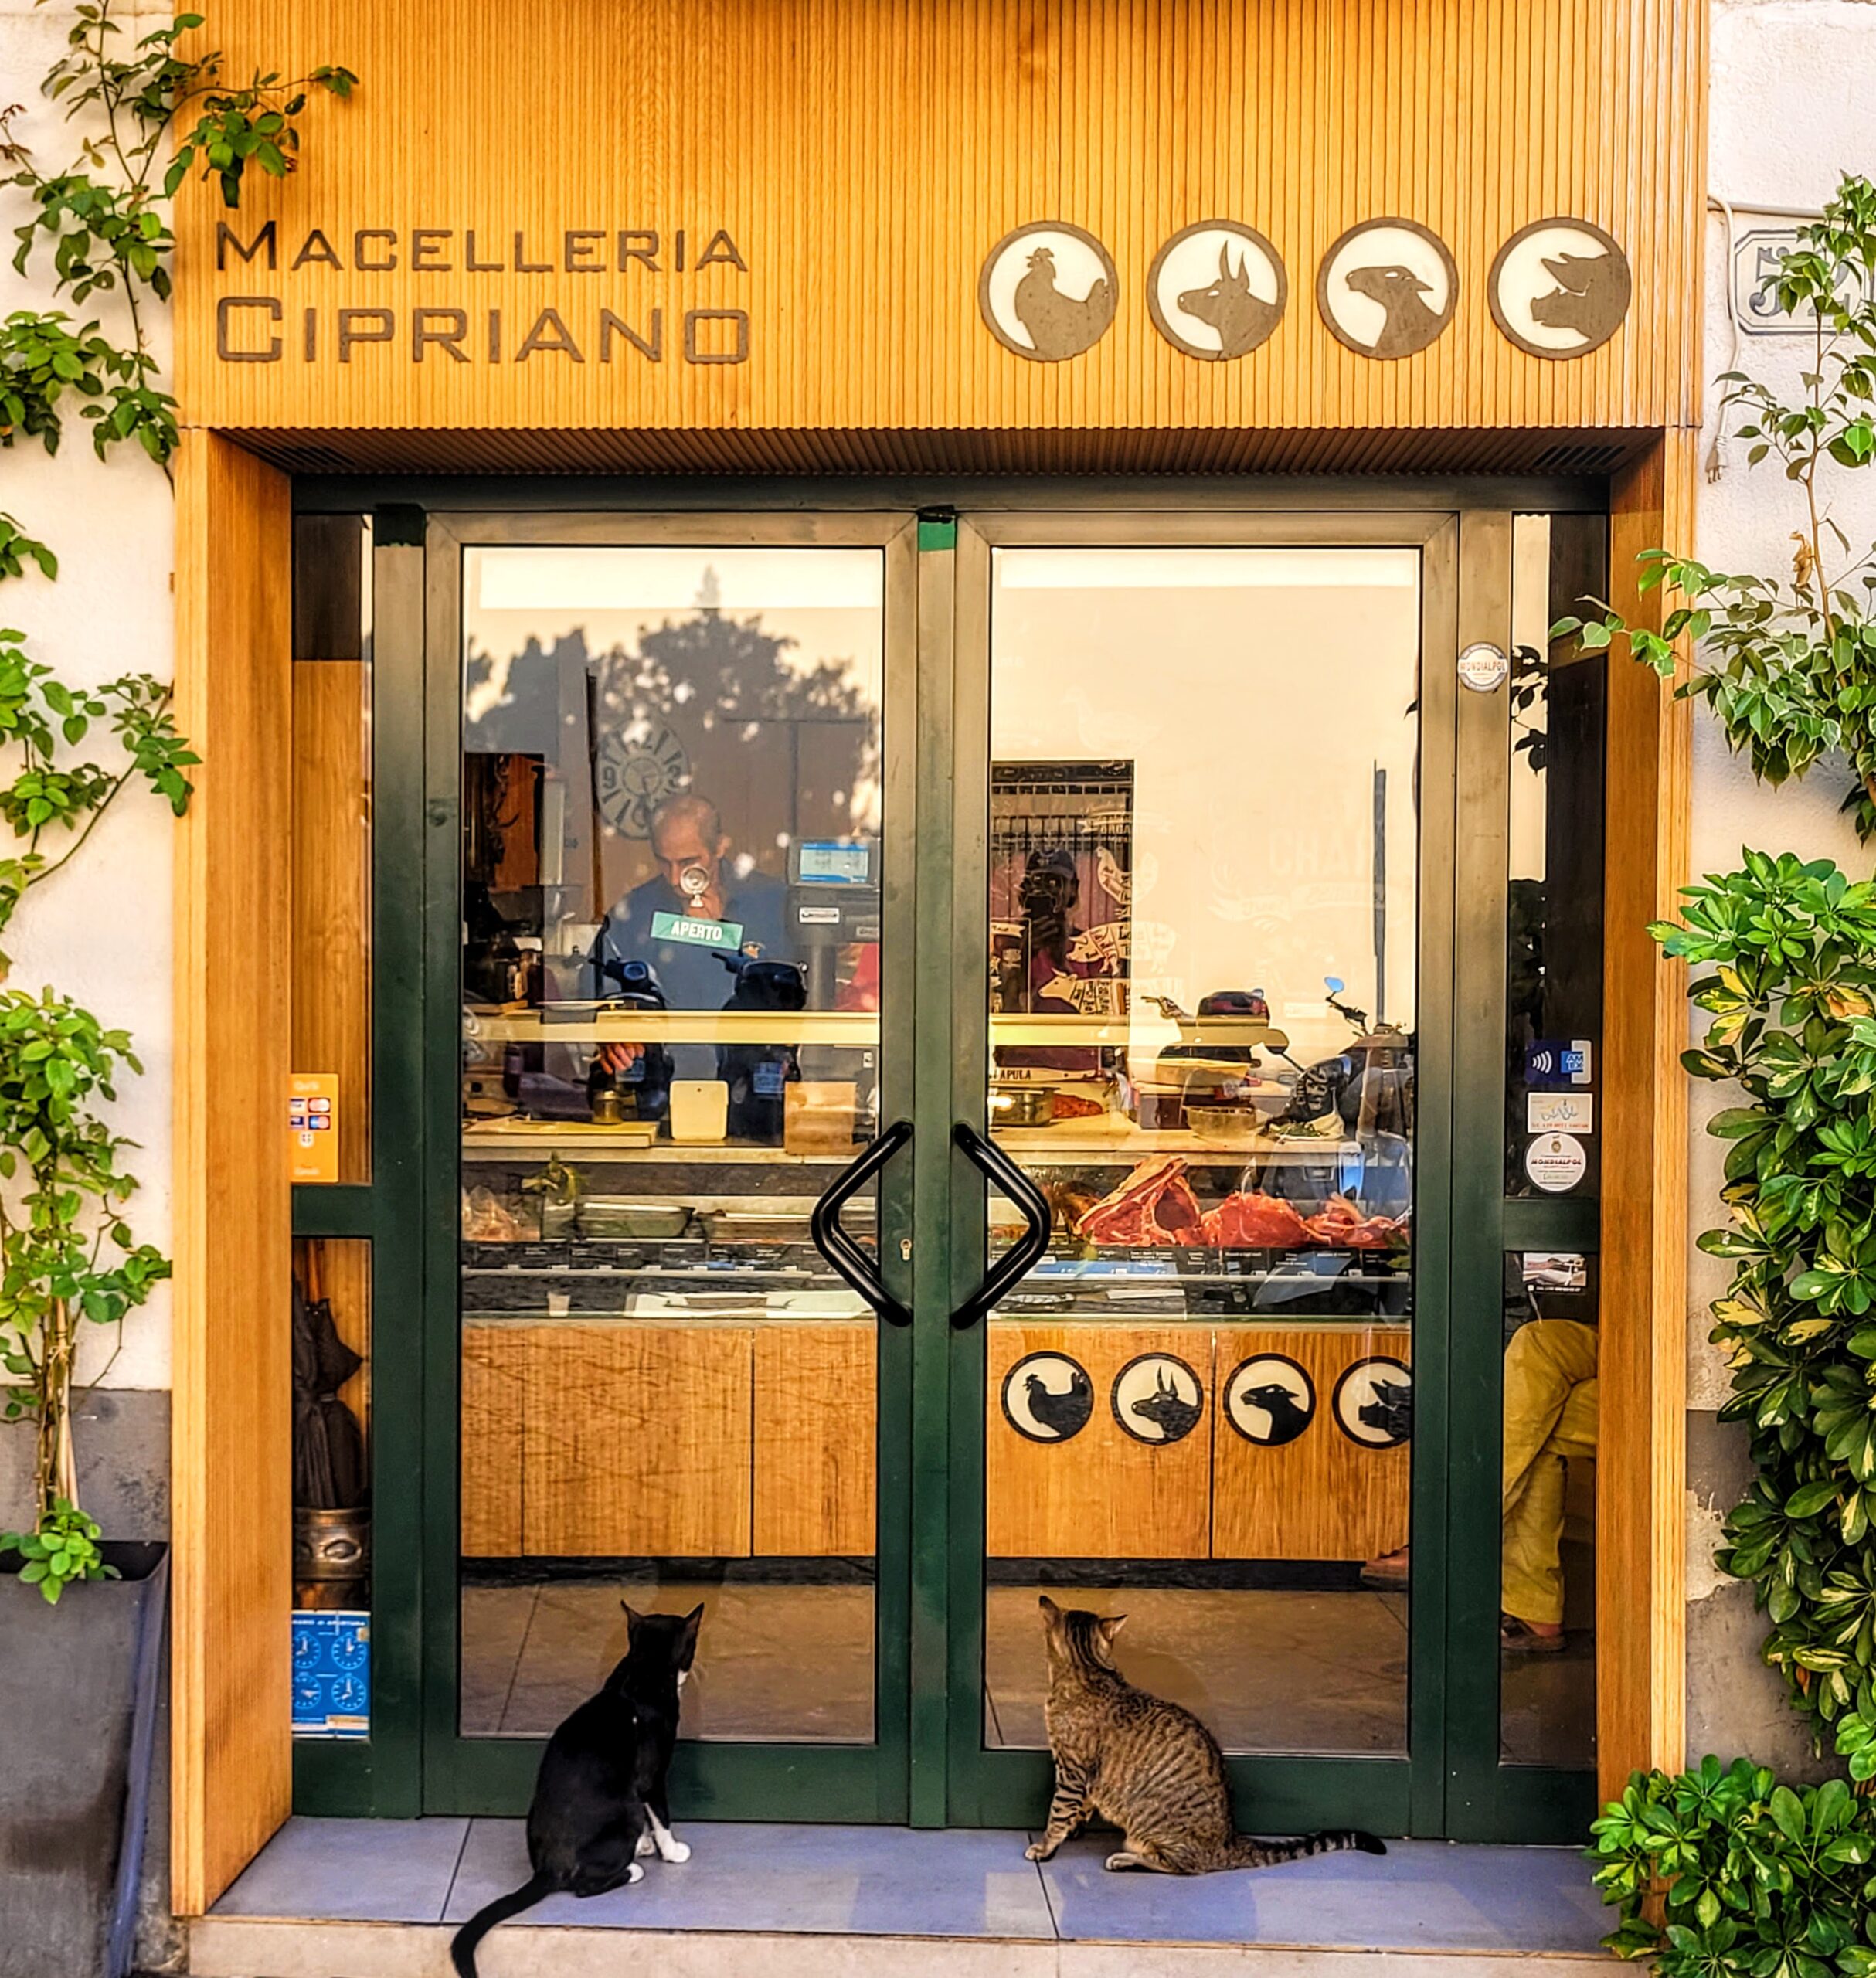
[[980, 545, 1419, 1758], [292, 1237, 372, 1739], [1500, 512, 1605, 1767], [291, 515, 372, 1184], [457, 545, 885, 1745]]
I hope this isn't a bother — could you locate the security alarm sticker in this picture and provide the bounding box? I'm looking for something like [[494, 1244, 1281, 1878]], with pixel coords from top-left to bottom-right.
[[1524, 1132, 1589, 1193], [1111, 1354, 1205, 1445], [1002, 1352, 1095, 1444], [1524, 1038, 1592, 1086], [1222, 1354, 1317, 1446], [650, 910, 743, 948], [1331, 1357, 1412, 1448], [1527, 1090, 1594, 1133]]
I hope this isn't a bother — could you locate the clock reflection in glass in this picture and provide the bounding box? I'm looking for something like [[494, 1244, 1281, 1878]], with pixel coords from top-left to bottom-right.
[[595, 721, 690, 839]]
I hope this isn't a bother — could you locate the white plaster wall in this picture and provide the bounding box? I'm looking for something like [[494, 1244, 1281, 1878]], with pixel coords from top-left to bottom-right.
[[1684, 0, 1876, 1764], [1691, 3, 1876, 1395], [0, 0, 176, 1393]]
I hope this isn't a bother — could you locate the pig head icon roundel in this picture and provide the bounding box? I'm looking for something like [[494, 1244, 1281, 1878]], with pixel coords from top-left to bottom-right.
[[1489, 218, 1633, 359]]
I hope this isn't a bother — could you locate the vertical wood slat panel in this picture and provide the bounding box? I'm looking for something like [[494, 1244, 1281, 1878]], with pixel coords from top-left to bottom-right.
[[174, 0, 1704, 452], [172, 433, 294, 1915], [1599, 427, 1698, 1803]]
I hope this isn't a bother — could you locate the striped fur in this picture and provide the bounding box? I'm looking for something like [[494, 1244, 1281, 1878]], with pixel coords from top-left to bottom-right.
[[1025, 1596, 1387, 1875]]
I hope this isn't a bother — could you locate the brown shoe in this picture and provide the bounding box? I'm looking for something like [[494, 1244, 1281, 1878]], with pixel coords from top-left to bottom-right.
[[1360, 1547, 1409, 1591], [1500, 1613, 1565, 1654]]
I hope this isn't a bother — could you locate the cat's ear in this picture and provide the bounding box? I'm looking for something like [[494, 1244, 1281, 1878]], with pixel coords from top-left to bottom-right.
[[1038, 1594, 1062, 1620], [679, 1602, 705, 1666], [621, 1602, 643, 1634], [1097, 1614, 1128, 1647]]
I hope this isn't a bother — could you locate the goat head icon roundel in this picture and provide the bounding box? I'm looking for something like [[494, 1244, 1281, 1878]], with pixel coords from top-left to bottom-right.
[[1317, 219, 1458, 360], [979, 222, 1119, 362], [1147, 220, 1288, 361]]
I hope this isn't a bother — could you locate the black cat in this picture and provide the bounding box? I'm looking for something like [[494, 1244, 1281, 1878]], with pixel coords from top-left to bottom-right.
[[450, 1603, 703, 1977]]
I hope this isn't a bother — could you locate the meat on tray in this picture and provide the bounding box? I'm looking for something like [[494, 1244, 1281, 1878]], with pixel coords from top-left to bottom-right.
[[1074, 1160, 1409, 1252], [1200, 1191, 1310, 1248], [1074, 1155, 1206, 1246], [1302, 1195, 1406, 1249]]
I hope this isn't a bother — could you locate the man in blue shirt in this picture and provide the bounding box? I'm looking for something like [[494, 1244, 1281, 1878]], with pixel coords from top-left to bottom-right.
[[590, 791, 790, 1080]]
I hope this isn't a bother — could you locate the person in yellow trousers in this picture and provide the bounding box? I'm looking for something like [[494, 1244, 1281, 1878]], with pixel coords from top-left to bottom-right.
[[1361, 1317, 1598, 1653]]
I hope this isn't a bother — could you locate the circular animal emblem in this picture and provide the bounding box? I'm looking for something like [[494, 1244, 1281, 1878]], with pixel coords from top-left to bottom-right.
[[1111, 1352, 1205, 1446], [1490, 219, 1631, 359], [1147, 220, 1288, 362], [1003, 1351, 1095, 1445], [1316, 219, 1458, 360], [978, 222, 1118, 362], [593, 719, 690, 839], [1331, 1356, 1412, 1449], [1223, 1354, 1316, 1446]]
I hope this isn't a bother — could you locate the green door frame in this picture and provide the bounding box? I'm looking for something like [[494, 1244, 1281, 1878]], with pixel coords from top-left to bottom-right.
[[289, 478, 1599, 1844]]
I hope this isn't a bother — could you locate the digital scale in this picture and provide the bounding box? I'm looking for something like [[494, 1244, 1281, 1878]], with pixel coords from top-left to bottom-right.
[[787, 838, 880, 1007]]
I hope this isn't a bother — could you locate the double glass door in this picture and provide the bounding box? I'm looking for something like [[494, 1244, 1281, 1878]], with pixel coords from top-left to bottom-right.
[[403, 501, 1602, 1842]]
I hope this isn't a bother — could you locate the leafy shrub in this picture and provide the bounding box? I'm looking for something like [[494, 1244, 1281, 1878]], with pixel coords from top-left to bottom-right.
[[1592, 1759, 1876, 1977]]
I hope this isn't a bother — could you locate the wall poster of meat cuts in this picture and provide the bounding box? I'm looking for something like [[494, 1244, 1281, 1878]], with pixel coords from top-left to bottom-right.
[[989, 760, 1133, 1021]]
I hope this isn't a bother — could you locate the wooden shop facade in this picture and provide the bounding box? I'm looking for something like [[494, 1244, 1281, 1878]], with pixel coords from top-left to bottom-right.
[[167, 0, 1705, 1915]]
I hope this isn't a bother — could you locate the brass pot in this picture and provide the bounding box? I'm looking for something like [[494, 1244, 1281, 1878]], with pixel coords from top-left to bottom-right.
[[294, 1504, 372, 1583]]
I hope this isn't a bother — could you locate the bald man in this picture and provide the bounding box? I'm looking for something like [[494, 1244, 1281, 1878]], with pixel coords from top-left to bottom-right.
[[588, 791, 788, 1076]]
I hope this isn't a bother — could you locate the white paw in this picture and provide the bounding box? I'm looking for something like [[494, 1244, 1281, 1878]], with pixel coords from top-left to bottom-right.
[[660, 1837, 692, 1864], [635, 1832, 656, 1857], [627, 1862, 645, 1885]]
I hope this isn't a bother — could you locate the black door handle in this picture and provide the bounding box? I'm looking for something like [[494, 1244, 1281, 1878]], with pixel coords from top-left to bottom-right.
[[950, 1123, 1053, 1330], [810, 1119, 914, 1326]]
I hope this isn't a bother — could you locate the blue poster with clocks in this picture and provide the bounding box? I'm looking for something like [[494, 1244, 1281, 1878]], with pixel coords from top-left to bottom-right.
[[291, 1610, 372, 1738]]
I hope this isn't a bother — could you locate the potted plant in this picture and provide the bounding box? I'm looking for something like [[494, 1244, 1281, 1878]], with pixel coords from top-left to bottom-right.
[[0, 7, 352, 1970]]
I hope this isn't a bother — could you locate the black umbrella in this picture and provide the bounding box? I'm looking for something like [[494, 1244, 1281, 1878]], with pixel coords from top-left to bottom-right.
[[291, 1271, 367, 1511]]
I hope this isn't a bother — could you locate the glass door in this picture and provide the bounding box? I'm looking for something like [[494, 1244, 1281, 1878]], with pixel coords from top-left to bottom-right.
[[942, 513, 1456, 1837], [423, 514, 920, 1820], [382, 497, 1598, 1840]]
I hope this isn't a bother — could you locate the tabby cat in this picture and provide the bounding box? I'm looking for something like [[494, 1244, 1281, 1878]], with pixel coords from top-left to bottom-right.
[[1026, 1595, 1385, 1873]]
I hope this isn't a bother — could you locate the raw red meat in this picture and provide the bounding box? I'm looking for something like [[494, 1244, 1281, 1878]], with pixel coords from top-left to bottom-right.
[[1076, 1156, 1206, 1246], [1302, 1195, 1405, 1249], [1199, 1191, 1310, 1249]]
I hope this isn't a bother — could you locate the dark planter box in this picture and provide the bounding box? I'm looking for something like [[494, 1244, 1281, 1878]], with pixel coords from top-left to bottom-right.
[[0, 1541, 168, 1978]]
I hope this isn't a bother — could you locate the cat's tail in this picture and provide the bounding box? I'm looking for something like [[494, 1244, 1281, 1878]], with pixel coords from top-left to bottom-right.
[[450, 1871, 554, 1977], [1228, 1830, 1387, 1870]]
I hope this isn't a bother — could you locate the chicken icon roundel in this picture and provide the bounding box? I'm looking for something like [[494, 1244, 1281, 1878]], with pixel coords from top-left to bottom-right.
[[979, 222, 1119, 362], [1316, 219, 1458, 360], [1003, 1352, 1096, 1444], [1148, 221, 1288, 362]]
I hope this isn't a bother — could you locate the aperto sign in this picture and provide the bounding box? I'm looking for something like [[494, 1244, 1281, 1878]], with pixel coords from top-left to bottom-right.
[[212, 219, 751, 367]]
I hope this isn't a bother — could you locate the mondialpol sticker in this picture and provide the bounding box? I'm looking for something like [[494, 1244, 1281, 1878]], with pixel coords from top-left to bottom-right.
[[1524, 1132, 1589, 1193]]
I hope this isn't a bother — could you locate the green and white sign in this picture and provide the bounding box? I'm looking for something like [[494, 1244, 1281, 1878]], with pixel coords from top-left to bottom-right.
[[651, 910, 743, 949]]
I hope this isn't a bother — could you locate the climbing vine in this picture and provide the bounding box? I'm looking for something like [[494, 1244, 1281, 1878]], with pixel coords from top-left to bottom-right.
[[0, 2, 352, 1601]]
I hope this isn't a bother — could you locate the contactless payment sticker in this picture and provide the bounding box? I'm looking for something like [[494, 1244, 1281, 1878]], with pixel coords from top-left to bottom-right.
[[1524, 1132, 1588, 1193]]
